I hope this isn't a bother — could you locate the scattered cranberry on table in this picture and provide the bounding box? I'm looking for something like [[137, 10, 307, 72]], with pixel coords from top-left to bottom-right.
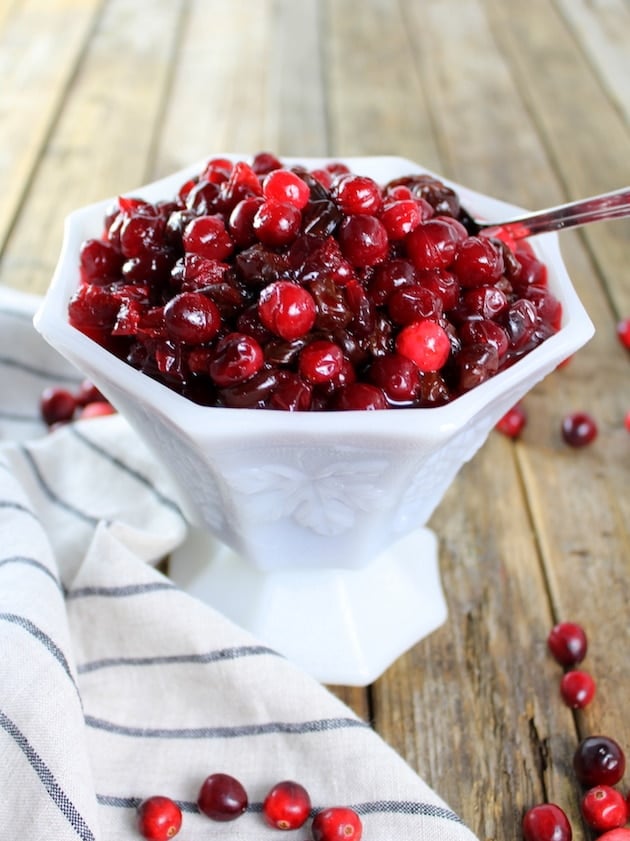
[[311, 806, 363, 841], [522, 803, 572, 841], [561, 411, 598, 447], [573, 735, 626, 788], [580, 785, 628, 833], [69, 153, 562, 411], [136, 795, 182, 840], [495, 403, 527, 438], [547, 622, 588, 666], [262, 779, 312, 830], [559, 669, 596, 709], [196, 772, 248, 821], [616, 316, 630, 351], [39, 380, 115, 427]]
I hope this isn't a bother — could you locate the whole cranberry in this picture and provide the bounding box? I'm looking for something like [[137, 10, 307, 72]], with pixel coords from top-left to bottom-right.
[[395, 319, 451, 373], [495, 404, 527, 438], [197, 772, 248, 821], [263, 169, 310, 209], [258, 281, 317, 340], [547, 622, 588, 666], [136, 795, 182, 840], [338, 215, 389, 267], [522, 803, 572, 841], [453, 236, 504, 287], [40, 387, 77, 426], [183, 215, 234, 261], [616, 316, 630, 350], [253, 199, 302, 247], [581, 785, 628, 833], [333, 174, 383, 216], [596, 831, 630, 841], [209, 333, 264, 387], [560, 670, 596, 709], [333, 382, 388, 411], [312, 807, 363, 841], [573, 736, 626, 787], [164, 292, 221, 344], [262, 780, 312, 830], [561, 412, 598, 447]]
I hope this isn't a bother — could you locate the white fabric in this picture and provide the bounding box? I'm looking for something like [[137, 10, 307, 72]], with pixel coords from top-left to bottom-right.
[[0, 285, 478, 841]]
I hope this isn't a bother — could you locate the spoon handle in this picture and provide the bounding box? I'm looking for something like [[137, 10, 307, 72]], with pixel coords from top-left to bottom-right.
[[480, 186, 630, 240]]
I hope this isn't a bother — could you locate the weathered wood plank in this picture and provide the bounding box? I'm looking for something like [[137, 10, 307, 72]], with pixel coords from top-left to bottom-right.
[[555, 0, 630, 127], [0, 0, 185, 295], [0, 0, 103, 253], [324, 0, 442, 167], [484, 0, 630, 316], [153, 0, 327, 179]]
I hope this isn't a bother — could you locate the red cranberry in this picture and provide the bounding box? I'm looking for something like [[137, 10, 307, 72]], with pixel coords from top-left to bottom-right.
[[581, 786, 628, 833], [547, 622, 588, 666], [522, 803, 572, 841], [625, 409, 630, 433], [209, 333, 264, 387], [262, 169, 310, 209], [164, 292, 221, 344], [262, 780, 311, 830], [311, 807, 363, 841], [460, 319, 509, 359], [253, 200, 302, 246], [368, 353, 420, 405], [456, 343, 499, 391], [405, 219, 460, 271], [496, 404, 527, 438], [574, 736, 626, 787], [183, 215, 234, 261], [252, 151, 283, 174], [136, 795, 182, 840], [228, 197, 264, 246], [453, 236, 504, 287], [258, 281, 317, 340], [299, 340, 345, 384], [560, 670, 596, 709], [78, 401, 117, 419], [75, 379, 105, 406], [387, 284, 443, 325], [395, 320, 451, 372], [616, 316, 630, 350], [368, 258, 416, 305], [197, 773, 248, 821], [40, 387, 77, 426], [380, 199, 423, 240], [333, 174, 383, 216], [419, 268, 460, 311], [596, 830, 630, 841], [561, 412, 598, 447], [338, 215, 389, 267], [333, 382, 388, 411], [79, 239, 123, 284]]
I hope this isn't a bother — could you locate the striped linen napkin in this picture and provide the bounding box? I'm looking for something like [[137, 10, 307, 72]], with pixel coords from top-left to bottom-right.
[[0, 285, 478, 841]]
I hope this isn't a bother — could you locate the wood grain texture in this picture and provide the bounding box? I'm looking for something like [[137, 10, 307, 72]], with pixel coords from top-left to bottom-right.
[[0, 3, 628, 841]]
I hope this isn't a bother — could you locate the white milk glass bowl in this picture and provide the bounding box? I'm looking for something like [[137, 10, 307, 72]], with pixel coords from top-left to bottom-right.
[[34, 156, 594, 685]]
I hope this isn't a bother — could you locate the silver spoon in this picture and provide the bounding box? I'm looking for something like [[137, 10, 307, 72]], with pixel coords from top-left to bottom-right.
[[466, 186, 630, 240]]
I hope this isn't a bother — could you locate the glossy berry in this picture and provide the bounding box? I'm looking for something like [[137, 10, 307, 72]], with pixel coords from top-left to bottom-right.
[[333, 174, 383, 215], [453, 236, 504, 287], [262, 169, 310, 209], [262, 780, 312, 830], [616, 316, 630, 350], [209, 333, 264, 386], [299, 340, 345, 384], [253, 200, 301, 246], [574, 736, 626, 787], [596, 831, 630, 841], [338, 215, 389, 267], [164, 292, 221, 344], [547, 622, 588, 666], [560, 670, 596, 709], [136, 795, 182, 840], [333, 382, 388, 411], [581, 785, 628, 833], [258, 281, 317, 340], [380, 200, 422, 240], [522, 803, 572, 841], [311, 807, 363, 841], [183, 215, 233, 261], [40, 387, 77, 426], [395, 319, 451, 372], [197, 773, 248, 821], [561, 412, 598, 447], [496, 404, 527, 438], [625, 409, 630, 433]]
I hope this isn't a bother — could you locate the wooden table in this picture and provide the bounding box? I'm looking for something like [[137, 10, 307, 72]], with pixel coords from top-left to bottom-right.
[[2, 2, 629, 839]]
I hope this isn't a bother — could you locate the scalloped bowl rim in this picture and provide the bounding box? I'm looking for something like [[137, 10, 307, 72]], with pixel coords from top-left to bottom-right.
[[34, 154, 595, 440]]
